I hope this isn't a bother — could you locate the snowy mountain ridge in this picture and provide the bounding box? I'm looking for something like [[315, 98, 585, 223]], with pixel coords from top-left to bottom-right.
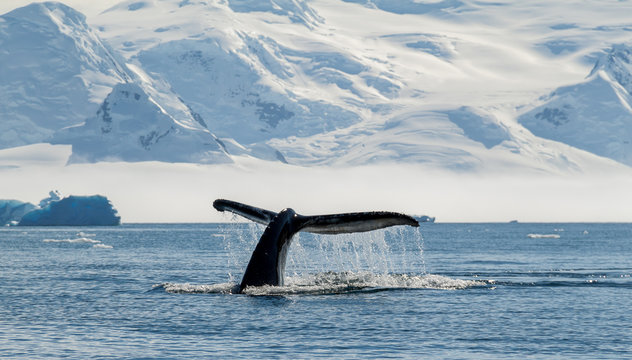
[[0, 2, 128, 148], [1, 0, 632, 172], [52, 82, 231, 163], [1, 1, 235, 163], [519, 44, 632, 166]]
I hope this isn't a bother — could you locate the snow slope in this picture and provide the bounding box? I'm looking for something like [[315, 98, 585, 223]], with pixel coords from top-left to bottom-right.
[[519, 44, 632, 166], [52, 82, 231, 163], [137, 37, 362, 145], [0, 2, 128, 148]]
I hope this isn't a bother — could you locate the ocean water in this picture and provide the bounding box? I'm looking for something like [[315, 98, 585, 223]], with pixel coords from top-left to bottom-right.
[[1, 223, 631, 359]]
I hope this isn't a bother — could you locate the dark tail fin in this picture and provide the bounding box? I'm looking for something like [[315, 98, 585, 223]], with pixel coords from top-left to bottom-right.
[[297, 212, 419, 234], [212, 199, 277, 225], [213, 199, 419, 233]]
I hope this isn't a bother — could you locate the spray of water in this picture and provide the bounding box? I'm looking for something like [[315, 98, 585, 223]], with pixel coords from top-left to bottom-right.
[[283, 226, 425, 277], [219, 221, 264, 283], [155, 221, 485, 295], [160, 223, 479, 294]]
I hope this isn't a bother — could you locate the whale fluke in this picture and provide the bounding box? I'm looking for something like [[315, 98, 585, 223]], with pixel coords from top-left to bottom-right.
[[213, 199, 420, 293], [213, 199, 276, 225], [298, 212, 419, 234]]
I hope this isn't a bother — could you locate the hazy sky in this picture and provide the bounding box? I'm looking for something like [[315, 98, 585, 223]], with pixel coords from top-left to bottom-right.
[[1, 144, 630, 223]]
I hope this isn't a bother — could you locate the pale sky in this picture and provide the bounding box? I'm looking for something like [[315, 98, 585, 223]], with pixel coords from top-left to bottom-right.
[[1, 144, 630, 223]]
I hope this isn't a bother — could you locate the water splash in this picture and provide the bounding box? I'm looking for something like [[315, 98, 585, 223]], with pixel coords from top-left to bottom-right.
[[219, 222, 264, 283], [159, 223, 481, 296], [154, 272, 486, 296], [150, 220, 497, 296], [235, 223, 426, 276], [285, 226, 426, 277], [154, 282, 238, 294], [215, 212, 427, 282]]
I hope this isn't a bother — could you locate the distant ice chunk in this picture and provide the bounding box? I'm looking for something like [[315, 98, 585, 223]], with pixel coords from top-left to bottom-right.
[[43, 233, 113, 248], [43, 237, 101, 244], [93, 243, 113, 249], [527, 234, 560, 239], [0, 199, 36, 226], [418, 215, 435, 223], [18, 195, 121, 226]]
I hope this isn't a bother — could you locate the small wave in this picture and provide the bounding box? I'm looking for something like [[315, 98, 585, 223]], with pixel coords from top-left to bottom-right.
[[93, 243, 113, 249], [43, 237, 101, 244], [77, 231, 96, 237], [527, 233, 560, 239], [154, 272, 487, 296], [494, 279, 632, 289]]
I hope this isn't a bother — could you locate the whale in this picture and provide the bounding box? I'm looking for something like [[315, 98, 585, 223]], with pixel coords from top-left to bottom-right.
[[212, 199, 419, 293]]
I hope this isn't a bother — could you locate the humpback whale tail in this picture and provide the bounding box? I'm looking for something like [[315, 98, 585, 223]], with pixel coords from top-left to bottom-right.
[[213, 199, 419, 293]]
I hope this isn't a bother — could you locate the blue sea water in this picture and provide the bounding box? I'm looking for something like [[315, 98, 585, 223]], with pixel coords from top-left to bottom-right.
[[1, 223, 631, 359]]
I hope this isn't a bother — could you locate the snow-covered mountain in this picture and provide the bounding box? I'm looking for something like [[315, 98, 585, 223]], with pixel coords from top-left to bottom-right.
[[0, 2, 233, 163], [2, 0, 632, 172], [137, 37, 362, 145], [519, 44, 632, 166], [52, 82, 230, 163], [0, 2, 128, 148]]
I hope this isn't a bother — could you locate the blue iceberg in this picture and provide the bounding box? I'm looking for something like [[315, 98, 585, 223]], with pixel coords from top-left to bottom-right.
[[0, 200, 37, 226], [18, 195, 121, 226]]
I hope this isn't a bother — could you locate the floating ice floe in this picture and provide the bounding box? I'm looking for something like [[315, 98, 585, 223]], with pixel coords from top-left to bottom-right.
[[43, 233, 113, 249], [43, 237, 101, 244], [92, 243, 113, 249]]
